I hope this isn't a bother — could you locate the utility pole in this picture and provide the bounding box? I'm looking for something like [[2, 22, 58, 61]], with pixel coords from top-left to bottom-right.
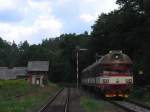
[[76, 46, 88, 88], [76, 50, 79, 88]]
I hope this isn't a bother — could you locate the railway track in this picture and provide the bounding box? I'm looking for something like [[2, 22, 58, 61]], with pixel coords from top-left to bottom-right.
[[38, 88, 70, 112], [111, 100, 150, 112]]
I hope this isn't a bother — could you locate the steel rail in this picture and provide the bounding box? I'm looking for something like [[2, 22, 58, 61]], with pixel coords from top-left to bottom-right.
[[126, 100, 150, 110], [64, 88, 70, 112], [110, 101, 135, 112], [38, 88, 64, 112], [110, 100, 150, 112]]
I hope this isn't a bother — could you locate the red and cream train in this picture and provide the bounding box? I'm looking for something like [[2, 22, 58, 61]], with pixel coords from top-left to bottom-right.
[[81, 51, 133, 98]]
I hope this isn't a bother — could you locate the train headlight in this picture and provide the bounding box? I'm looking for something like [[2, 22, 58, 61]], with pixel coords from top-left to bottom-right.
[[103, 79, 109, 84], [126, 79, 132, 84]]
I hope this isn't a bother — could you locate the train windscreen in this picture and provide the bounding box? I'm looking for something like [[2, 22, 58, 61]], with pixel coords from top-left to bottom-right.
[[103, 65, 132, 75]]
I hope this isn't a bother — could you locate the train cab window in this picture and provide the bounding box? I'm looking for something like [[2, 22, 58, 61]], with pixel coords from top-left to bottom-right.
[[104, 65, 132, 73], [115, 69, 133, 74], [103, 69, 132, 75]]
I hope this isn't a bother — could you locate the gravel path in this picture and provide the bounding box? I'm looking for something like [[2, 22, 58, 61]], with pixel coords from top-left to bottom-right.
[[40, 87, 141, 112], [69, 88, 85, 112], [114, 101, 150, 112]]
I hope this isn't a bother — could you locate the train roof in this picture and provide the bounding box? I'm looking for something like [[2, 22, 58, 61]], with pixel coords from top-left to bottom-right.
[[100, 51, 132, 65], [82, 51, 132, 73]]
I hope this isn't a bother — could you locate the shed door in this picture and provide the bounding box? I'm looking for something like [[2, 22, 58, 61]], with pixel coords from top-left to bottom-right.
[[36, 78, 40, 85]]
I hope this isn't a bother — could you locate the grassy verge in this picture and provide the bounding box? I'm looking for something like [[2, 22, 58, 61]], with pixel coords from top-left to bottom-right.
[[0, 80, 60, 112], [129, 86, 150, 106], [80, 96, 107, 112]]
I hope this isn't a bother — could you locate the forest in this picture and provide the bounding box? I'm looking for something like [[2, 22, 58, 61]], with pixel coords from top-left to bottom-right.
[[0, 0, 149, 85]]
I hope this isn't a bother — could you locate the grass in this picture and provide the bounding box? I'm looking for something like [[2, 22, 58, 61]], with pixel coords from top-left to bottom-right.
[[0, 80, 60, 112], [80, 96, 107, 112], [80, 95, 138, 112], [129, 86, 150, 106]]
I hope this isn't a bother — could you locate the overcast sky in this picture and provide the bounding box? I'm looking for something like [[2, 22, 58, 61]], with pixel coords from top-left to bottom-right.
[[0, 0, 118, 44]]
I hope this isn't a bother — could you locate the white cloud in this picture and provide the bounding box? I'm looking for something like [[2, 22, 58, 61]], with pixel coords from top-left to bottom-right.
[[27, 0, 52, 14], [80, 0, 118, 14], [82, 0, 98, 3], [79, 0, 118, 24], [80, 14, 96, 23], [0, 15, 63, 44], [0, 0, 17, 11], [0, 0, 118, 44], [56, 0, 71, 5], [0, 0, 63, 44], [34, 15, 62, 31]]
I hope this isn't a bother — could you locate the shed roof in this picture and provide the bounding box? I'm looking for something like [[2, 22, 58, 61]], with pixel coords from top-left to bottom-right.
[[0, 67, 27, 80], [27, 61, 49, 72], [13, 67, 27, 76], [0, 69, 16, 80]]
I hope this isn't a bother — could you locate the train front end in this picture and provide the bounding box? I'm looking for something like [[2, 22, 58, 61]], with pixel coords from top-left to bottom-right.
[[100, 51, 133, 98]]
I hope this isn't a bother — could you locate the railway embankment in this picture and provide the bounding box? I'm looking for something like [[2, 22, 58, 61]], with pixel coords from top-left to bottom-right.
[[38, 87, 129, 112], [2, 81, 150, 112], [80, 88, 150, 112], [129, 86, 150, 107], [36, 86, 150, 112]]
